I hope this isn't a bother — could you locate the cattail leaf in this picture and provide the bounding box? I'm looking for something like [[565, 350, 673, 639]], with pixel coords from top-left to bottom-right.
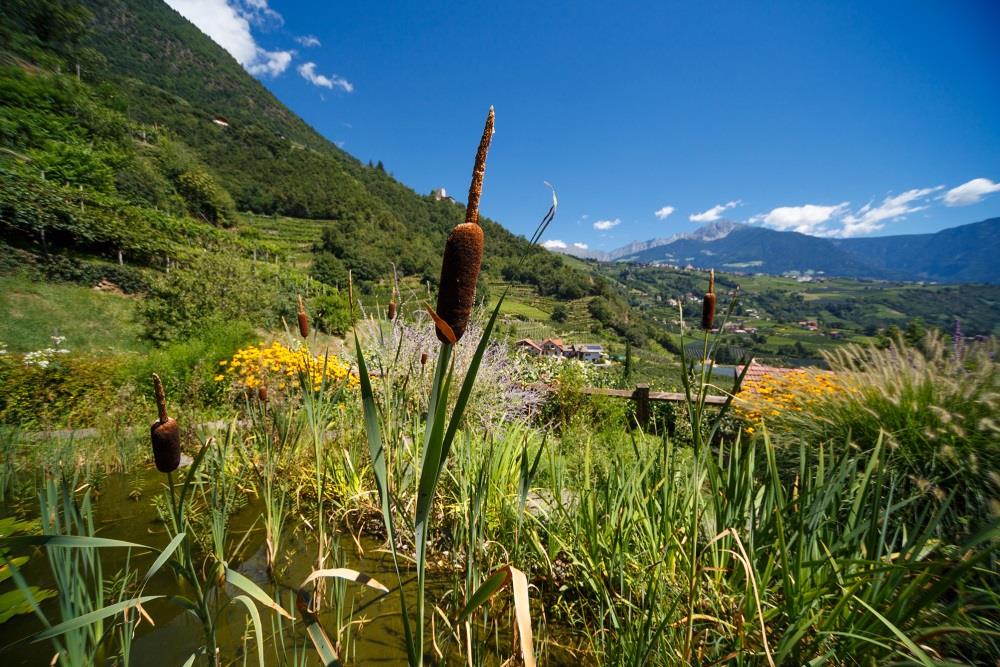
[[458, 565, 536, 667], [0, 535, 151, 550], [142, 532, 185, 585], [225, 567, 293, 619], [439, 289, 507, 480], [354, 336, 393, 545], [458, 567, 510, 621], [300, 568, 389, 593], [177, 436, 214, 515], [510, 566, 537, 667], [304, 613, 341, 666], [424, 303, 457, 345], [31, 596, 164, 642], [228, 595, 266, 667]]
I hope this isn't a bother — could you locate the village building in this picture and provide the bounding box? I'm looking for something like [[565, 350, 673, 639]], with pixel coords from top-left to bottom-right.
[[515, 338, 542, 355]]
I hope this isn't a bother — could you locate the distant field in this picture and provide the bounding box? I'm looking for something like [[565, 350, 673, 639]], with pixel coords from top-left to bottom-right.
[[0, 275, 148, 355]]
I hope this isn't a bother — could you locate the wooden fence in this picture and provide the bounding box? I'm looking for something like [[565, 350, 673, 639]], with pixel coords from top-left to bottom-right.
[[581, 384, 727, 430]]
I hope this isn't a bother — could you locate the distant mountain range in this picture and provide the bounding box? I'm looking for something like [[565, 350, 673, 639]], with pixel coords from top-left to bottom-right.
[[556, 218, 1000, 284]]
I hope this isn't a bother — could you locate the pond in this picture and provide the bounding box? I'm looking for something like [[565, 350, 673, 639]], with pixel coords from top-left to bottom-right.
[[0, 467, 567, 666]]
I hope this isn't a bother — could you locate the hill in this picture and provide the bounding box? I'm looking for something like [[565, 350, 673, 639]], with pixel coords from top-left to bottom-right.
[[0, 0, 607, 347]]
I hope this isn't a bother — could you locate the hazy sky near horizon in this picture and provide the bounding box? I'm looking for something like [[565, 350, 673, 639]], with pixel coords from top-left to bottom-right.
[[166, 0, 1000, 250]]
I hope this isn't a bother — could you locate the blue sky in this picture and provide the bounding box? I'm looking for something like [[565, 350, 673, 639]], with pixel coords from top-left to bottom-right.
[[166, 1, 1000, 251]]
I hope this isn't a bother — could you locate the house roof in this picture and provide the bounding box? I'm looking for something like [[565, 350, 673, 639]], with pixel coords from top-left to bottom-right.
[[736, 359, 793, 385], [516, 338, 541, 350], [542, 338, 564, 347]]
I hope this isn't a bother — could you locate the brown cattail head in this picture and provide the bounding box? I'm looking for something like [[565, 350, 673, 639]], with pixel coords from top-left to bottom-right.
[[465, 106, 494, 226], [150, 373, 180, 473], [420, 350, 428, 367], [701, 269, 716, 331], [387, 300, 397, 321], [433, 108, 492, 344], [297, 295, 309, 339], [258, 385, 268, 403], [435, 223, 484, 343]]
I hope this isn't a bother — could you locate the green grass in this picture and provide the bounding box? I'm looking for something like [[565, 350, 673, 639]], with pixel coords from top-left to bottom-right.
[[0, 275, 147, 355], [487, 296, 550, 320]]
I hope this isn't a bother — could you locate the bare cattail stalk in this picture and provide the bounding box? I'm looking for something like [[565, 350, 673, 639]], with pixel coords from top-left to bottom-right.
[[297, 295, 310, 339], [701, 269, 716, 331], [150, 373, 180, 473], [348, 270, 354, 319], [464, 106, 494, 226], [434, 107, 492, 343]]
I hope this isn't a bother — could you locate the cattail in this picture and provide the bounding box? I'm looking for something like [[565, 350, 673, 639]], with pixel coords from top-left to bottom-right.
[[387, 300, 397, 321], [297, 295, 309, 338], [258, 385, 268, 403], [701, 269, 716, 331], [420, 350, 428, 367], [150, 374, 180, 473], [434, 107, 493, 343]]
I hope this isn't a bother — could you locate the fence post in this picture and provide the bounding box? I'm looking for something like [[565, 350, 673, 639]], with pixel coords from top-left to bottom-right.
[[633, 383, 650, 431]]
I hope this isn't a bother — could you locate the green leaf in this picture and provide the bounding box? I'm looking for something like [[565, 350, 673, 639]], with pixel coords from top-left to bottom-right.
[[0, 587, 57, 624], [143, 532, 185, 586], [228, 595, 265, 667], [852, 596, 936, 667], [224, 567, 292, 619], [0, 555, 28, 584], [32, 596, 164, 642], [0, 535, 151, 550], [304, 615, 341, 667], [300, 568, 388, 593]]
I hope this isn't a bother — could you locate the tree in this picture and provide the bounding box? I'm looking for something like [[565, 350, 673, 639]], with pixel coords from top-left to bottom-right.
[[550, 304, 569, 323], [313, 291, 354, 335]]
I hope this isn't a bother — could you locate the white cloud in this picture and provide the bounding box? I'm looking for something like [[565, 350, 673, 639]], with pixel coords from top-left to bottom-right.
[[690, 200, 739, 223], [541, 239, 568, 250], [572, 242, 589, 250], [654, 205, 675, 220], [750, 202, 850, 235], [839, 186, 942, 237], [943, 178, 1000, 206], [247, 49, 293, 76], [296, 34, 321, 47], [297, 62, 354, 92], [165, 0, 292, 77], [593, 218, 621, 231]]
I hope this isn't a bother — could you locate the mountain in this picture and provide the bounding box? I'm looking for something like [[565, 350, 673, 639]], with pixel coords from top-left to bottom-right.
[[556, 221, 742, 261], [616, 218, 1000, 284], [833, 218, 1000, 284]]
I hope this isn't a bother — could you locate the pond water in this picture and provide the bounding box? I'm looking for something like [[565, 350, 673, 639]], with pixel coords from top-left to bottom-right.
[[0, 468, 570, 665]]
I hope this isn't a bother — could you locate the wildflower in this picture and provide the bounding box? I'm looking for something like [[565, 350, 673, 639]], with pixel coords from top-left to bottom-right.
[[150, 373, 180, 473], [701, 269, 716, 331], [434, 107, 493, 344]]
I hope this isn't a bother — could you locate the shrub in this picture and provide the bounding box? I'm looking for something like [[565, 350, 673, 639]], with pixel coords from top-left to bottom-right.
[[0, 348, 124, 427], [759, 332, 1000, 538]]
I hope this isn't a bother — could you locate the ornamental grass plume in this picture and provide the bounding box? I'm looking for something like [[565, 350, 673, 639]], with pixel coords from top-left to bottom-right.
[[701, 269, 716, 331], [150, 373, 180, 473], [297, 295, 310, 339], [434, 106, 493, 343]]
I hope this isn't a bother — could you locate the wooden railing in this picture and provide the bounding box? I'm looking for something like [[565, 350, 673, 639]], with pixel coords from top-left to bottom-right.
[[581, 383, 728, 430]]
